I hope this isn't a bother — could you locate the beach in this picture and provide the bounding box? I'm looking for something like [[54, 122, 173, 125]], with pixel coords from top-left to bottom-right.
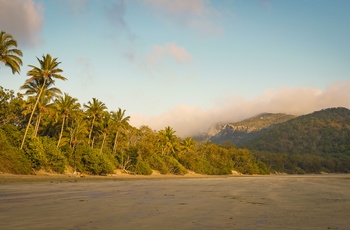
[[0, 174, 349, 229]]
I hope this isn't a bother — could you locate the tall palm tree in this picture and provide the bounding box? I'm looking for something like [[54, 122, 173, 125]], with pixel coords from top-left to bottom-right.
[[68, 118, 88, 172], [99, 111, 112, 153], [68, 117, 88, 149], [20, 77, 62, 137], [111, 108, 130, 153], [33, 96, 50, 136], [55, 93, 81, 147], [0, 31, 23, 74], [84, 98, 107, 147], [20, 54, 67, 149]]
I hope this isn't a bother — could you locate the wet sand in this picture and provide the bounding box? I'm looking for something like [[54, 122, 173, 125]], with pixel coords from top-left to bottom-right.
[[0, 174, 349, 229]]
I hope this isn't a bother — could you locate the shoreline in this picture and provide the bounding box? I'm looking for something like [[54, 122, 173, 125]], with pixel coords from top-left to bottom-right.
[[1, 171, 348, 183], [1, 173, 349, 229], [0, 171, 218, 183]]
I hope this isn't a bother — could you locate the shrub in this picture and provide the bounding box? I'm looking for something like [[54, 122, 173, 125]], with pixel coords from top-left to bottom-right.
[[163, 156, 187, 175], [231, 148, 269, 174], [134, 155, 152, 175], [1, 124, 22, 146], [41, 137, 67, 173], [198, 143, 233, 175], [22, 132, 47, 170], [148, 154, 169, 174], [0, 128, 32, 174], [79, 146, 115, 175]]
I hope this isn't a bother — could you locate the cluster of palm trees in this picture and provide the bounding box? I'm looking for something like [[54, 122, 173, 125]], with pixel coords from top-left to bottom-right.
[[1, 31, 269, 175], [1, 31, 132, 152]]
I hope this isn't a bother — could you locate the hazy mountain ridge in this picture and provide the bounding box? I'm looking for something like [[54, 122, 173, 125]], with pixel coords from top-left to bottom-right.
[[197, 113, 296, 145]]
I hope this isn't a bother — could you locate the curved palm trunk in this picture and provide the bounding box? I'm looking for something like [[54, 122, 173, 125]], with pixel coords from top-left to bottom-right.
[[34, 113, 42, 137], [88, 115, 96, 146], [91, 137, 95, 148], [57, 116, 66, 147], [113, 131, 119, 153], [21, 78, 47, 149], [100, 132, 107, 154]]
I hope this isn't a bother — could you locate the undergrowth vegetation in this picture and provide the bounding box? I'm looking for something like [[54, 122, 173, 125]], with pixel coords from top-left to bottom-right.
[[0, 106, 268, 175]]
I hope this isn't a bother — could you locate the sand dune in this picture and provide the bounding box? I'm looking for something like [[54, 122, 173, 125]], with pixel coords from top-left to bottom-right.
[[0, 174, 349, 229]]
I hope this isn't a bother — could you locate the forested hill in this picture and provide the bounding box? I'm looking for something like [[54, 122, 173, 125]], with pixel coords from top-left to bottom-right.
[[245, 107, 350, 156]]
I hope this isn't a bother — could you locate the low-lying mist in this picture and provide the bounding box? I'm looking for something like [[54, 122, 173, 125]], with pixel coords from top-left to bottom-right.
[[130, 81, 350, 137]]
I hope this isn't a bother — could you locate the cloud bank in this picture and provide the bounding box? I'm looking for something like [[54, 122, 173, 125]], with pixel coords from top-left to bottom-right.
[[0, 0, 43, 47], [130, 81, 350, 137]]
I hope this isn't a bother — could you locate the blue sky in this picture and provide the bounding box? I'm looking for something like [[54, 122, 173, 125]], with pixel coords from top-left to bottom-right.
[[1, 0, 350, 136]]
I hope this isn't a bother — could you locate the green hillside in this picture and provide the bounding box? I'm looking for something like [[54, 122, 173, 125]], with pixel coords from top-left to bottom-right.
[[246, 107, 350, 155], [245, 107, 350, 173]]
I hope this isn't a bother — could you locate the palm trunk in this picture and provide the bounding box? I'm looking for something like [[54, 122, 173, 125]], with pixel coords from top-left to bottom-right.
[[69, 129, 73, 147], [100, 132, 107, 154], [34, 113, 42, 137], [88, 115, 95, 146], [113, 131, 119, 153], [71, 143, 77, 173], [21, 78, 47, 149], [91, 137, 95, 148], [57, 116, 66, 147]]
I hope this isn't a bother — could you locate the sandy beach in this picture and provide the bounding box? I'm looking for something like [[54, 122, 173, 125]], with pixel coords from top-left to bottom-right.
[[0, 174, 349, 230]]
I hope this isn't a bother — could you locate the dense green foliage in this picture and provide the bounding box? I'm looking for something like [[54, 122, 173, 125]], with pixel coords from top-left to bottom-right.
[[0, 128, 31, 174], [1, 32, 347, 176], [0, 85, 268, 175], [245, 108, 350, 173]]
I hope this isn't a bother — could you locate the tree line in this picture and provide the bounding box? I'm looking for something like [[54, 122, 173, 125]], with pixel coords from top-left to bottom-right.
[[0, 31, 268, 175]]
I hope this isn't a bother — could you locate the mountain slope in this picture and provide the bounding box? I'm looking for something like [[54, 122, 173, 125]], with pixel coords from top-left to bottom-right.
[[245, 107, 350, 156], [201, 113, 296, 146]]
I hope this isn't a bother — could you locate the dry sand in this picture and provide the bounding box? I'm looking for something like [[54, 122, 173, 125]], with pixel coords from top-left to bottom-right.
[[0, 174, 349, 229]]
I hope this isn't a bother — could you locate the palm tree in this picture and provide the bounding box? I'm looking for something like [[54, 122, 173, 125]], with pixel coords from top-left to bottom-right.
[[158, 126, 178, 155], [180, 137, 196, 151], [20, 77, 62, 137], [84, 98, 107, 147], [68, 118, 88, 172], [55, 93, 80, 147], [33, 97, 50, 136], [20, 54, 67, 149], [99, 111, 112, 153], [68, 117, 88, 149], [111, 108, 130, 153], [0, 31, 23, 74]]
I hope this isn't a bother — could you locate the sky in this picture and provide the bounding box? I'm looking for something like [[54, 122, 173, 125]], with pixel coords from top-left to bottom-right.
[[1, 0, 350, 137]]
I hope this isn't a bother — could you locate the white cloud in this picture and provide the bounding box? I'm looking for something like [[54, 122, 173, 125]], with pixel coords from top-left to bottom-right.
[[0, 0, 44, 47], [146, 43, 192, 65], [130, 81, 350, 137], [143, 0, 222, 35], [140, 43, 192, 79]]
